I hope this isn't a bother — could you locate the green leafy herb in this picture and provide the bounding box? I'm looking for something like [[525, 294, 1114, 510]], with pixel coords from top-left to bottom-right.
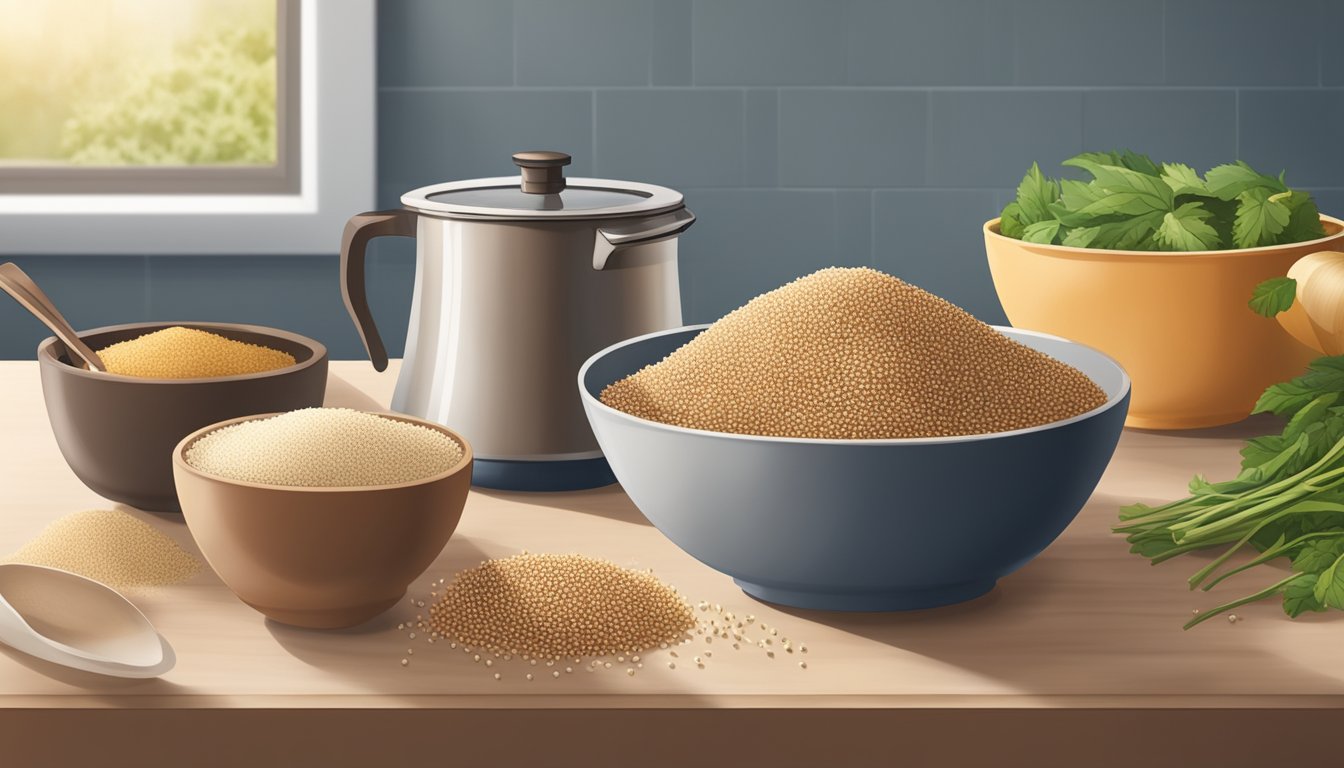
[[1022, 219, 1061, 244], [1283, 573, 1325, 617], [1204, 161, 1286, 201], [1160, 162, 1208, 196], [1255, 357, 1344, 416], [998, 152, 1324, 252], [1280, 190, 1327, 243], [1292, 537, 1344, 573], [998, 202, 1025, 239], [1233, 188, 1291, 248], [1314, 553, 1344, 608], [1248, 276, 1297, 318], [1116, 357, 1344, 628], [1014, 162, 1059, 225], [1155, 202, 1221, 251], [1062, 156, 1174, 216]]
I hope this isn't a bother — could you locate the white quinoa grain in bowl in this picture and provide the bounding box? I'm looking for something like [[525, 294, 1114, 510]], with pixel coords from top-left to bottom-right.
[[183, 407, 465, 487], [173, 408, 473, 629]]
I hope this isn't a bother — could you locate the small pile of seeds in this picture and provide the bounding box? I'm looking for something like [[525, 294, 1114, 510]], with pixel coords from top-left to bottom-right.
[[185, 407, 465, 487], [427, 553, 696, 659], [4, 509, 202, 589], [600, 267, 1108, 439], [98, 326, 296, 379], [401, 564, 813, 678]]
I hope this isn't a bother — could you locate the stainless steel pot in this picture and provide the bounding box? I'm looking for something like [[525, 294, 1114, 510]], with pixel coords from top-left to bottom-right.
[[340, 151, 693, 491]]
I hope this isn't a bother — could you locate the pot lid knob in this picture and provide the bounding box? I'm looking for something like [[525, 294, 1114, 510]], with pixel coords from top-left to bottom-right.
[[513, 151, 570, 195]]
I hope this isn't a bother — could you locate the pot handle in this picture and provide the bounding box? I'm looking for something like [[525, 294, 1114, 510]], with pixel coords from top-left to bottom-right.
[[593, 208, 696, 271], [340, 209, 417, 372]]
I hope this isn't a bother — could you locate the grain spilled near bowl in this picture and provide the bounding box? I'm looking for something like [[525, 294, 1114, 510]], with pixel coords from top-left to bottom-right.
[[427, 553, 695, 659], [398, 552, 812, 680], [4, 509, 201, 590], [600, 267, 1107, 439]]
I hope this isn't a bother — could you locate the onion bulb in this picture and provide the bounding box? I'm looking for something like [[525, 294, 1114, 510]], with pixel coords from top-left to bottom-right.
[[1278, 251, 1344, 355]]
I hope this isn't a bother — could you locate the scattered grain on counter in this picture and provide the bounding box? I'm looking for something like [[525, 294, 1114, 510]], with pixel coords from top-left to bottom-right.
[[98, 326, 295, 379], [600, 267, 1107, 439], [401, 563, 812, 681], [184, 408, 464, 487], [4, 509, 201, 589], [428, 553, 696, 659]]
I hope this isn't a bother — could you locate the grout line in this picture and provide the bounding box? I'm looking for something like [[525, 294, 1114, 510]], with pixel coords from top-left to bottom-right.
[[689, 0, 696, 86], [1011, 0, 1020, 87], [1160, 0, 1168, 85], [839, 0, 851, 85], [1079, 88, 1089, 150], [923, 90, 933, 186], [1234, 88, 1241, 159], [590, 90, 597, 172], [740, 88, 748, 186], [1077, 88, 1085, 152], [510, 0, 518, 87], [832, 190, 841, 264], [868, 189, 876, 268], [774, 86, 782, 186]]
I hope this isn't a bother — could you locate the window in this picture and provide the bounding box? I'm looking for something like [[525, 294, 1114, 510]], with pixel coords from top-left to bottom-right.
[[0, 0, 374, 254]]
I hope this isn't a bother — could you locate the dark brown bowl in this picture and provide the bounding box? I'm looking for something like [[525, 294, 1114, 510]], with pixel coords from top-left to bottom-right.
[[173, 412, 473, 629], [38, 322, 328, 513]]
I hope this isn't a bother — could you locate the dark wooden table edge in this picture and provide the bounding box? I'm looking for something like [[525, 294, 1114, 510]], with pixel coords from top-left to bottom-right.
[[2, 705, 1339, 767]]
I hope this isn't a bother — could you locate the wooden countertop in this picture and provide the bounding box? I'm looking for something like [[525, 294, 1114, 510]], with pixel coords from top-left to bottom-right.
[[1, 361, 1340, 766]]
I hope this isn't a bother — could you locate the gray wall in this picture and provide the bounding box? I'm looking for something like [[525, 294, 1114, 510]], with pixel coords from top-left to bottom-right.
[[4, 0, 1343, 359]]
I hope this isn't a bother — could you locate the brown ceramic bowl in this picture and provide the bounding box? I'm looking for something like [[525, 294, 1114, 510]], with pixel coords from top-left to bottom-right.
[[172, 411, 473, 629], [38, 322, 328, 513]]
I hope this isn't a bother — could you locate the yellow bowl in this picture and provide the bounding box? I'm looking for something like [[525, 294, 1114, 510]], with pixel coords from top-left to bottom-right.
[[985, 215, 1344, 430]]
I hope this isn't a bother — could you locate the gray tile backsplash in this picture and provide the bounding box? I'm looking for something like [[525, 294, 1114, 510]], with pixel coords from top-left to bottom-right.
[[377, 0, 514, 87], [743, 89, 779, 187], [5, 0, 1342, 359], [927, 90, 1085, 186], [1163, 0, 1322, 86], [595, 89, 744, 187], [1238, 89, 1344, 188], [515, 0, 653, 86], [0, 257, 148, 360], [692, 0, 846, 85], [379, 89, 594, 187], [778, 89, 927, 187], [1081, 90, 1237, 173], [651, 0, 693, 86], [1014, 0, 1165, 86], [845, 0, 1012, 86], [678, 189, 840, 321], [872, 190, 1006, 324]]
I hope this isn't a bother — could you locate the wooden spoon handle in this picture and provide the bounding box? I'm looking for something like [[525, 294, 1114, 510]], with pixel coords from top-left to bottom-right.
[[0, 263, 106, 371]]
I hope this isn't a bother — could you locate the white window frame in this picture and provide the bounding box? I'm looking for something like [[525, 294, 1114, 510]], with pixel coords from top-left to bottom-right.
[[0, 0, 374, 255]]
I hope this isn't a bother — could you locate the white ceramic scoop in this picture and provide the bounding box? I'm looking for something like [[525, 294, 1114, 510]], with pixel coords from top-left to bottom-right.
[[0, 564, 174, 678]]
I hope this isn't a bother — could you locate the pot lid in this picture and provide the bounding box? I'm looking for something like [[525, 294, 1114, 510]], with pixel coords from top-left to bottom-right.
[[400, 151, 684, 220]]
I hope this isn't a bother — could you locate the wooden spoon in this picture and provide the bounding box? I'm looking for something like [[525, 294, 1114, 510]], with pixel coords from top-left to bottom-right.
[[0, 262, 106, 371]]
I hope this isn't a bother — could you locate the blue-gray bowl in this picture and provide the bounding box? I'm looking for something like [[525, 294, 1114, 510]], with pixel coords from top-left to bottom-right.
[[579, 325, 1130, 611]]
